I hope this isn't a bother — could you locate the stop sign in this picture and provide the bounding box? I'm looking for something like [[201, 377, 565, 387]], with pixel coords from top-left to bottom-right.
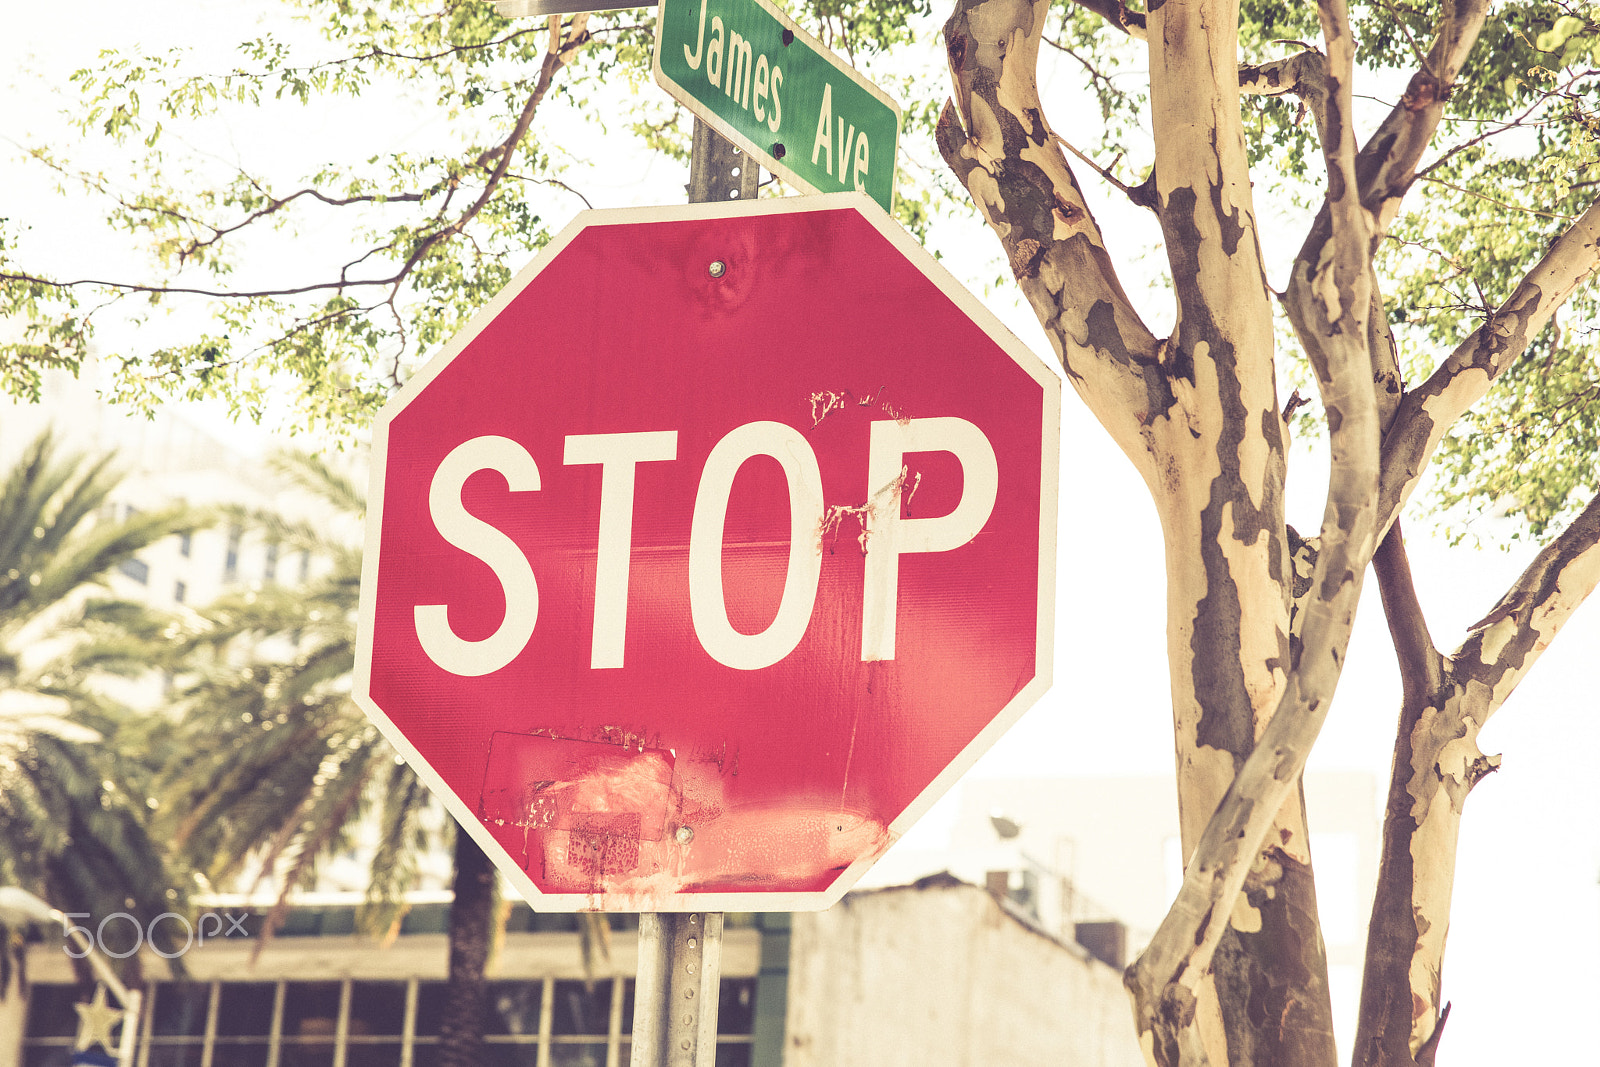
[[355, 192, 1060, 911]]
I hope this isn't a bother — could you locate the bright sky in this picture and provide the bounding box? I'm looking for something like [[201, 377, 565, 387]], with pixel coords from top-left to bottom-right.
[[3, 1, 1596, 1063]]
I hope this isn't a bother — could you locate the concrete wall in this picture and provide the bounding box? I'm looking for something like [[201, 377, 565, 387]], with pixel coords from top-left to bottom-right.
[[785, 878, 1145, 1067], [0, 971, 23, 1067]]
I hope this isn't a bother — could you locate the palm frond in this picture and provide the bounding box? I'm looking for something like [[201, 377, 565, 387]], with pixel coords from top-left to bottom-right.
[[26, 505, 207, 617], [359, 759, 433, 936], [150, 441, 447, 948], [214, 502, 343, 558], [267, 451, 366, 520]]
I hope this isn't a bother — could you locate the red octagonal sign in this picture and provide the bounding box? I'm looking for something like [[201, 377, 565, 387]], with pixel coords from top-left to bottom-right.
[[356, 193, 1061, 911]]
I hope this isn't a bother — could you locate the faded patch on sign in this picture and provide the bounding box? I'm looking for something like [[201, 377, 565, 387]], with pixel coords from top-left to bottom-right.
[[477, 731, 890, 900], [478, 732, 675, 883]]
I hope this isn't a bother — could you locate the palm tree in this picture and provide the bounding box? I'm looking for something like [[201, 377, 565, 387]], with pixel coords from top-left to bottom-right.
[[0, 430, 206, 992], [154, 450, 510, 1066], [152, 451, 427, 918]]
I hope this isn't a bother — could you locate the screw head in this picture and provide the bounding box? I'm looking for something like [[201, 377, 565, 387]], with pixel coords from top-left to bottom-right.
[[707, 260, 727, 278], [675, 825, 695, 844]]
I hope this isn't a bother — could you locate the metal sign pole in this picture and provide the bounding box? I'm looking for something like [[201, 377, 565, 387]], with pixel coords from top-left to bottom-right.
[[631, 912, 725, 1065], [478, 14, 746, 1058], [629, 116, 749, 1067], [687, 116, 761, 203]]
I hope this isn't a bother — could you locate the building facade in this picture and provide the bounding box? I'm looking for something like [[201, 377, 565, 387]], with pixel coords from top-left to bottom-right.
[[10, 878, 1142, 1067]]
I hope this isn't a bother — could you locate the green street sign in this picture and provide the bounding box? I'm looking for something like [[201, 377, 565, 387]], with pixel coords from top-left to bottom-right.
[[653, 0, 902, 212]]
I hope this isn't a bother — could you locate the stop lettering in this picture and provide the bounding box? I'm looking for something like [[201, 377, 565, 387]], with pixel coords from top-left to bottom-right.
[[416, 415, 997, 677]]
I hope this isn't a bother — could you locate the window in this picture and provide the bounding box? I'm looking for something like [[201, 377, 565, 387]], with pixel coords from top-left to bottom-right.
[[21, 978, 758, 1067], [264, 541, 280, 583], [223, 525, 242, 583], [178, 530, 193, 558], [117, 557, 150, 584], [174, 580, 187, 604], [214, 982, 276, 1067]]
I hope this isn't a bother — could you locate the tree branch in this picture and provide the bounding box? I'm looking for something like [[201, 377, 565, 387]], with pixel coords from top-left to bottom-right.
[[1238, 48, 1328, 108], [1415, 77, 1574, 184], [1047, 131, 1150, 209], [1368, 272, 1403, 428], [1378, 197, 1600, 536], [1415, 174, 1579, 221], [1280, 0, 1491, 409], [388, 14, 592, 290], [1455, 489, 1600, 698], [1146, 0, 1276, 373], [1371, 520, 1442, 706], [1352, 0, 1491, 236], [0, 18, 593, 337], [0, 267, 404, 302], [180, 186, 429, 266], [1064, 0, 1147, 40], [939, 0, 1165, 482], [230, 24, 547, 78], [1356, 489, 1600, 1064]]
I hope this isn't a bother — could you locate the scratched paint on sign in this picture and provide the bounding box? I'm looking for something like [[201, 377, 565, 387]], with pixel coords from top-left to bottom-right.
[[479, 730, 891, 899]]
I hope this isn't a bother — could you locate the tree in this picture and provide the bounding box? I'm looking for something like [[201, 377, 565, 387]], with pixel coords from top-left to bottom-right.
[[3, 1, 1598, 1065], [935, 0, 1598, 1063], [151, 449, 610, 1066], [0, 431, 204, 987], [148, 451, 486, 1051], [0, 0, 935, 434]]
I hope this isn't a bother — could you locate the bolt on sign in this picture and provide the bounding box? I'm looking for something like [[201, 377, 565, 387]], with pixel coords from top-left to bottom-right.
[[355, 193, 1060, 912], [653, 0, 901, 213]]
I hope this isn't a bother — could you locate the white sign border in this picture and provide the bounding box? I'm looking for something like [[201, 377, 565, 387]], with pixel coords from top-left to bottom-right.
[[355, 191, 1061, 913]]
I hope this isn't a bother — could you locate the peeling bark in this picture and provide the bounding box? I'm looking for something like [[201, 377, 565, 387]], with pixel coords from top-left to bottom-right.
[[1284, 0, 1487, 278], [939, 0, 1165, 477], [1358, 525, 1448, 1067], [1284, 0, 1488, 443], [1120, 0, 1377, 1062], [1349, 0, 1489, 238], [1238, 49, 1327, 111], [1358, 497, 1600, 1065]]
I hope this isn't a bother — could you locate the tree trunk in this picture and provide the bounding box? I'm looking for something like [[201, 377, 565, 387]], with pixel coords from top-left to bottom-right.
[[438, 825, 495, 1067], [938, 0, 1344, 1060]]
